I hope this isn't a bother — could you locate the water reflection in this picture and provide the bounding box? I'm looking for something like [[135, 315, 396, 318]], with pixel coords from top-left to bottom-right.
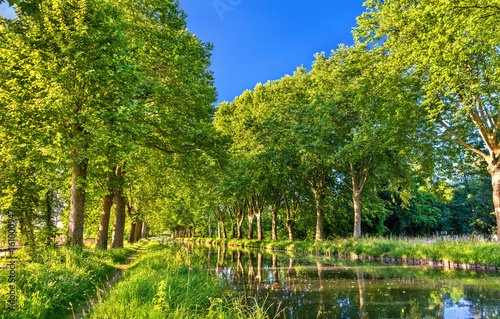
[[356, 270, 368, 319], [184, 243, 500, 319]]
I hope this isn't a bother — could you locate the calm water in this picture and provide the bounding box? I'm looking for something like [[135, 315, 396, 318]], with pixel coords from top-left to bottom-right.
[[182, 242, 500, 319]]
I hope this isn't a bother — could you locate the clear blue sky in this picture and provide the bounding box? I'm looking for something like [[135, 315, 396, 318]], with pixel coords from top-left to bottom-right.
[[178, 0, 367, 104], [0, 0, 368, 104]]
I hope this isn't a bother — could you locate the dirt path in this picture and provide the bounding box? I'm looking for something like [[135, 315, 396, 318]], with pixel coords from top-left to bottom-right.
[[71, 242, 149, 319]]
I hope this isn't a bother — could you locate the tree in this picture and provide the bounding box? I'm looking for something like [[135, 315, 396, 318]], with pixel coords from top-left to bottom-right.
[[1, 0, 220, 248], [0, 0, 144, 246], [356, 0, 500, 240], [267, 70, 336, 241], [310, 44, 420, 238]]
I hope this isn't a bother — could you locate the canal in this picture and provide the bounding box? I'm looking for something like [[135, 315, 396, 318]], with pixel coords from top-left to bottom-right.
[[182, 242, 500, 319]]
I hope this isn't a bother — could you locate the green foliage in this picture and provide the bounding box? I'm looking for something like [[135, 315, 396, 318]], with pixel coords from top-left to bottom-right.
[[355, 0, 500, 238]]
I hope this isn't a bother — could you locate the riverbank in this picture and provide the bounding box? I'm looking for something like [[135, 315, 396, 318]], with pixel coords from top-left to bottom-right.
[[86, 240, 271, 319], [179, 237, 500, 271], [0, 239, 148, 318]]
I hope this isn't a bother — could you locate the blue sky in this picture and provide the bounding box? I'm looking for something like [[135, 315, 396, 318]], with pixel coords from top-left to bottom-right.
[[178, 1, 367, 104], [0, 0, 367, 104]]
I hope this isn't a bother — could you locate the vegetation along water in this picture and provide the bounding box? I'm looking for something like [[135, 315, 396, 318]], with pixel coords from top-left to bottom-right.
[[1, 0, 500, 318]]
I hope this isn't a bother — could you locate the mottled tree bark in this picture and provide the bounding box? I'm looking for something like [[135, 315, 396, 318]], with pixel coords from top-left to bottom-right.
[[67, 150, 88, 247], [236, 201, 245, 239], [111, 166, 126, 248], [237, 214, 244, 239], [95, 192, 114, 250], [313, 187, 325, 241], [351, 159, 371, 239], [128, 221, 136, 244], [286, 219, 295, 242], [353, 190, 362, 239], [141, 219, 149, 238], [255, 212, 263, 241], [488, 163, 500, 242], [271, 205, 278, 241], [247, 215, 254, 239]]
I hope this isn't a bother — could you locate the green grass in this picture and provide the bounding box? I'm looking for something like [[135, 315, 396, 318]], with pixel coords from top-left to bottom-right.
[[181, 237, 500, 268], [0, 239, 147, 319], [87, 241, 272, 319]]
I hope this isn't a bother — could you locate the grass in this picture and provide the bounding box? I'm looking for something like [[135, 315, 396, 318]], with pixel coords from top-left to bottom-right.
[[0, 239, 147, 319], [181, 236, 500, 268], [87, 241, 273, 319]]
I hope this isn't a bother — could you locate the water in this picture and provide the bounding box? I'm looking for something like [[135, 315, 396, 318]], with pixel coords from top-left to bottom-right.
[[182, 242, 500, 319]]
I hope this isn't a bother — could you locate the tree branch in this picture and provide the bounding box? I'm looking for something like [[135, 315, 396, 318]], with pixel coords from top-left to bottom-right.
[[148, 144, 174, 154], [422, 134, 488, 160]]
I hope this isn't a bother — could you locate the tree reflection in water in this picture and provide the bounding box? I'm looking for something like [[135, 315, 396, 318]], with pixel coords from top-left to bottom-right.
[[356, 270, 368, 319], [193, 243, 500, 319], [317, 262, 325, 319]]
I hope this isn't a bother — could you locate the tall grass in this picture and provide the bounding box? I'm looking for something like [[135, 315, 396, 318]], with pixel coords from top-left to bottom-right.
[[0, 239, 147, 318], [88, 241, 272, 319]]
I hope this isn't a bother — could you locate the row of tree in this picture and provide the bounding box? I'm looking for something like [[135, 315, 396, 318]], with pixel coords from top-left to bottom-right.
[[1, 0, 499, 248], [173, 0, 500, 241], [0, 0, 222, 249]]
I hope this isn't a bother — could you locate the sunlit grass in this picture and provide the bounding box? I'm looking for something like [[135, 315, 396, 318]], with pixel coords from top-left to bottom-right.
[[0, 239, 147, 318], [87, 241, 272, 319]]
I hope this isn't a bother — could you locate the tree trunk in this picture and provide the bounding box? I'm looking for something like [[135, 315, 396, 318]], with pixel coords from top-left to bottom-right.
[[489, 163, 500, 242], [207, 212, 212, 237], [353, 190, 362, 239], [133, 222, 139, 242], [95, 192, 114, 250], [350, 160, 371, 239], [67, 153, 88, 247], [221, 222, 227, 239], [141, 219, 149, 238], [247, 215, 254, 239], [111, 166, 126, 248], [126, 201, 135, 244], [286, 219, 295, 242], [128, 221, 136, 244], [313, 188, 325, 241], [271, 206, 278, 241], [256, 212, 263, 240], [237, 217, 244, 239], [134, 219, 142, 242]]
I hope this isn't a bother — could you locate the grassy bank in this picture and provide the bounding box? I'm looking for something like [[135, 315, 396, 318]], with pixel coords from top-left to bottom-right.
[[87, 240, 272, 319], [180, 237, 500, 268], [0, 239, 147, 319]]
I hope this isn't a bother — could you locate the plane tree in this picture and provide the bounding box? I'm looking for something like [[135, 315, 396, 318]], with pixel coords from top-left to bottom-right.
[[355, 0, 500, 240], [0, 0, 219, 247], [310, 44, 420, 238]]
